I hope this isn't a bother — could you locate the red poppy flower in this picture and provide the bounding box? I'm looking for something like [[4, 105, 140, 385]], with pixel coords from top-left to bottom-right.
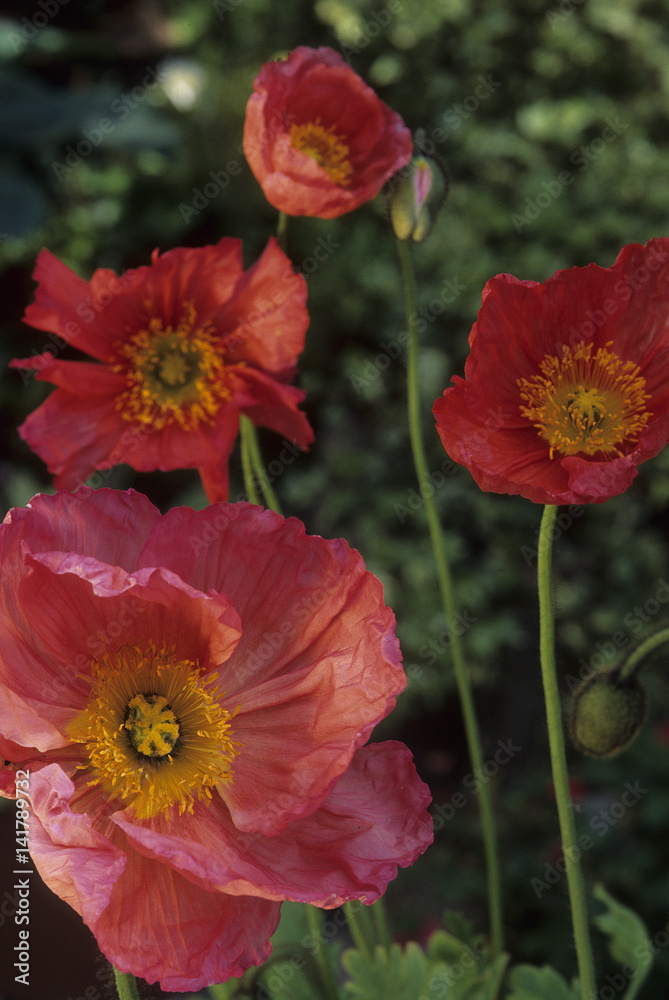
[[0, 488, 433, 991], [243, 46, 412, 218], [11, 238, 313, 502], [433, 239, 669, 505]]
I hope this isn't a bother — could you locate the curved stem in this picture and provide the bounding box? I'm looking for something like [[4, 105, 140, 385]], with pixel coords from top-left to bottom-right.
[[537, 504, 597, 999], [239, 415, 260, 505], [396, 237, 504, 958], [245, 417, 283, 513], [277, 210, 289, 252], [618, 625, 669, 680], [113, 968, 140, 1000]]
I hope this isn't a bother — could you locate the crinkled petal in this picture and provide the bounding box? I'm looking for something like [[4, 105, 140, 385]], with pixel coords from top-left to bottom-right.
[[22, 249, 110, 359], [114, 741, 433, 907], [0, 491, 161, 748], [15, 388, 128, 490], [139, 503, 405, 832], [217, 237, 309, 376], [94, 846, 280, 991], [27, 765, 127, 926], [19, 550, 242, 687]]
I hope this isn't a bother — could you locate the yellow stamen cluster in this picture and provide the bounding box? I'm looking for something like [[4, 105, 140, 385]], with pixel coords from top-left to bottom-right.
[[290, 118, 354, 186], [67, 642, 237, 819], [518, 341, 650, 458], [113, 302, 232, 431]]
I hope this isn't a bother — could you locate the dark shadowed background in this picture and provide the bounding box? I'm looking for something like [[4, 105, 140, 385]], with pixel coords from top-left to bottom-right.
[[1, 0, 669, 997]]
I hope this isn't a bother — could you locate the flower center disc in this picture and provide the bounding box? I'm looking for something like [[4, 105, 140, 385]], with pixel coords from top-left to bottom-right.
[[518, 341, 650, 458], [290, 118, 353, 186], [68, 643, 237, 819], [114, 303, 232, 431]]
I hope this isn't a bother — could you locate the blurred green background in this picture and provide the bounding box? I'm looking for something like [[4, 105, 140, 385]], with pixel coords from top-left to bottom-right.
[[1, 0, 669, 998]]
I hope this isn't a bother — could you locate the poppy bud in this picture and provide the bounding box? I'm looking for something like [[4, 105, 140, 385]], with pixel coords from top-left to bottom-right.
[[387, 138, 448, 243], [569, 667, 646, 759]]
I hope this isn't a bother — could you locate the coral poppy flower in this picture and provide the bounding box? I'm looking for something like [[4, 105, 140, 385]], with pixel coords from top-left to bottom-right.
[[243, 46, 412, 218], [11, 238, 313, 502], [433, 238, 669, 505], [0, 488, 432, 992]]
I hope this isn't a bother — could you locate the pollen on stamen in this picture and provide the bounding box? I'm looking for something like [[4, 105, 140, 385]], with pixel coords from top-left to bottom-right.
[[290, 118, 354, 186], [67, 642, 238, 820], [517, 341, 651, 459], [112, 303, 233, 432]]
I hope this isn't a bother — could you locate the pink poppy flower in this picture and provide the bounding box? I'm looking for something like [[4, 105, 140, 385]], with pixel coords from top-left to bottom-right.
[[243, 46, 412, 218], [11, 238, 313, 502], [0, 488, 432, 991]]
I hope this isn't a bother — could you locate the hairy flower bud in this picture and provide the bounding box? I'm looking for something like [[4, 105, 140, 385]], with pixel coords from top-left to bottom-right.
[[569, 667, 646, 759], [386, 135, 448, 243]]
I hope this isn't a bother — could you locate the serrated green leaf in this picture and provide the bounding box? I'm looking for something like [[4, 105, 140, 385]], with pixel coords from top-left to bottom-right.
[[427, 928, 478, 965], [592, 883, 652, 1000], [424, 951, 507, 1000], [505, 963, 579, 1000], [343, 942, 430, 1000]]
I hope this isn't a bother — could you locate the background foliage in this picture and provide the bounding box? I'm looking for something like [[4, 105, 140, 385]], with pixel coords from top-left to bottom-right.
[[1, 0, 668, 998]]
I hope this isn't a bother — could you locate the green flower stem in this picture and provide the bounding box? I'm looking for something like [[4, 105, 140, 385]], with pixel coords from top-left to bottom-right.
[[277, 210, 289, 252], [344, 901, 375, 963], [239, 415, 261, 506], [537, 504, 596, 999], [371, 897, 393, 950], [246, 416, 283, 513], [306, 905, 343, 1000], [618, 626, 669, 680], [113, 968, 140, 1000], [396, 238, 504, 958]]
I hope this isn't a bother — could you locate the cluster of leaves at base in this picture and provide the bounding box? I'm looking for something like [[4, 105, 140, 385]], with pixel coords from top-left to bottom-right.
[[341, 913, 508, 1000], [178, 884, 653, 1000]]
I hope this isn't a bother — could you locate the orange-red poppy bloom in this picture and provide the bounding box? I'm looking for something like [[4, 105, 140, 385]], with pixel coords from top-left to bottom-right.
[[11, 238, 313, 502], [433, 239, 669, 505], [243, 46, 412, 218], [0, 488, 433, 991]]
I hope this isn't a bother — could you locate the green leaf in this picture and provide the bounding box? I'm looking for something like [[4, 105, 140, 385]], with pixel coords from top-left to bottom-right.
[[505, 963, 579, 1000], [343, 938, 508, 1000], [592, 883, 652, 1000], [343, 942, 430, 1000]]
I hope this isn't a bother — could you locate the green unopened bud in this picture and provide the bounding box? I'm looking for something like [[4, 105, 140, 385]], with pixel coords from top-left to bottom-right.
[[569, 668, 646, 759], [387, 137, 448, 243], [388, 156, 434, 241]]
